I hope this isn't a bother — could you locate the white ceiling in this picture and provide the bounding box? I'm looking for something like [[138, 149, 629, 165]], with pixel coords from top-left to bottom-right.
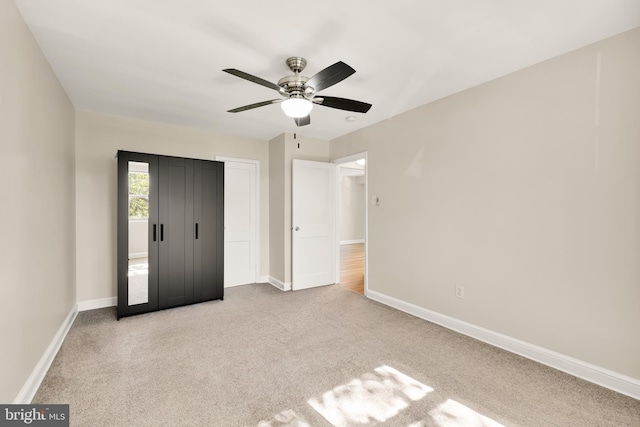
[[14, 0, 640, 141]]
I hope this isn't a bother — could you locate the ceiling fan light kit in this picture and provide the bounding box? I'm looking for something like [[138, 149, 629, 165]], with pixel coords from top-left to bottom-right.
[[281, 97, 313, 118], [223, 57, 372, 127]]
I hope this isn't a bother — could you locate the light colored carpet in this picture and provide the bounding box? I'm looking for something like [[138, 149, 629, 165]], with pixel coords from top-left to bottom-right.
[[34, 283, 640, 426]]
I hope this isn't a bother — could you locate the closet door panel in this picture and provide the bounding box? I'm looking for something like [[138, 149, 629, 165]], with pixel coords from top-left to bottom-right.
[[117, 151, 159, 319], [194, 160, 224, 302], [147, 157, 160, 311], [158, 156, 194, 308]]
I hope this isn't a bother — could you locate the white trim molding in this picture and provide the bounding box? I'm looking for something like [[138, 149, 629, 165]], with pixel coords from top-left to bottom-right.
[[14, 305, 78, 404], [77, 297, 117, 311], [268, 276, 291, 291], [367, 289, 640, 400], [224, 282, 251, 289], [259, 275, 270, 283]]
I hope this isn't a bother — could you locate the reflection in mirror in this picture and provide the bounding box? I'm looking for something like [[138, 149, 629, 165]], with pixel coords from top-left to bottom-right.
[[128, 161, 149, 305]]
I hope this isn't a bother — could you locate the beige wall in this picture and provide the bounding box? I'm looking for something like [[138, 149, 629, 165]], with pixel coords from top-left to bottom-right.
[[331, 28, 640, 379], [339, 175, 366, 242], [269, 133, 331, 284], [75, 110, 269, 301], [0, 0, 76, 402]]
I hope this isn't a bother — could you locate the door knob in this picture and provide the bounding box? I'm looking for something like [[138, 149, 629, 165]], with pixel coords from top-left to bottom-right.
[[294, 226, 300, 231]]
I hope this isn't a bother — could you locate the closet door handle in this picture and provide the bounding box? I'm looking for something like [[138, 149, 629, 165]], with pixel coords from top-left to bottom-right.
[[160, 224, 164, 241], [153, 224, 157, 242], [195, 223, 199, 240]]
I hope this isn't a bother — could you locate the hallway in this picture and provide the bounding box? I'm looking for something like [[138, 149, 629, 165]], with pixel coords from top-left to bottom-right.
[[339, 243, 364, 294]]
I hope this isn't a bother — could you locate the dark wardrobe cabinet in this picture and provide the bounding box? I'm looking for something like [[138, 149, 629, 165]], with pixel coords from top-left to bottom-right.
[[117, 151, 224, 319]]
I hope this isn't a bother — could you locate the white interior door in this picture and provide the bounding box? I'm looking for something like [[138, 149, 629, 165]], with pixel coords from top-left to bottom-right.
[[292, 159, 337, 290], [222, 159, 258, 287]]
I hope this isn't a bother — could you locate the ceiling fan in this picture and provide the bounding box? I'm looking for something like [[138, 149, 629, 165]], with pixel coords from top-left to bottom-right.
[[223, 57, 372, 127]]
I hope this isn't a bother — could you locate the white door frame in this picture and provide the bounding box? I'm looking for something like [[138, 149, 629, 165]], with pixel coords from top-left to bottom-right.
[[215, 156, 261, 284], [332, 152, 368, 296]]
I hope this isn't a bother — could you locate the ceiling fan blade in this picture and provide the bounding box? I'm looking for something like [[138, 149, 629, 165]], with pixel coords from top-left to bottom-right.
[[304, 61, 355, 93], [314, 96, 372, 113], [223, 69, 284, 93], [294, 115, 311, 127], [227, 99, 281, 113]]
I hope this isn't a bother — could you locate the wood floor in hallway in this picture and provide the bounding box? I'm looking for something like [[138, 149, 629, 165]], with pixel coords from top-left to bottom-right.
[[339, 242, 364, 295]]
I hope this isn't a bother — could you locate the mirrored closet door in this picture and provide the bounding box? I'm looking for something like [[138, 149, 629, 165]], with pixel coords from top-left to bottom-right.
[[117, 152, 159, 318], [127, 160, 150, 305]]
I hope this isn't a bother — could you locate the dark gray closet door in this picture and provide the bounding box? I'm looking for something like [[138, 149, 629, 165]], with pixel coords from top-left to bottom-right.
[[193, 160, 224, 302], [158, 156, 194, 308]]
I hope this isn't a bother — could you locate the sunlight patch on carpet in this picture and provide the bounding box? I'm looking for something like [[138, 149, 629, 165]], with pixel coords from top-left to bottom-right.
[[307, 365, 433, 426], [424, 399, 504, 427], [257, 409, 312, 427]]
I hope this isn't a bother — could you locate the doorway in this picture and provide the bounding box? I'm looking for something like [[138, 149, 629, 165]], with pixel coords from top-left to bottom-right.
[[334, 153, 367, 295]]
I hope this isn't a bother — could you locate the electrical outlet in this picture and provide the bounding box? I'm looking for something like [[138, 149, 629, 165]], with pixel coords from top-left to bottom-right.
[[455, 286, 465, 299]]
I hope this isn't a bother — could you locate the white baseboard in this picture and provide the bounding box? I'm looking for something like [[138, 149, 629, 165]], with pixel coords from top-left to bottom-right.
[[13, 305, 78, 404], [340, 239, 365, 245], [224, 282, 249, 288], [268, 276, 291, 291], [77, 297, 117, 311], [367, 289, 640, 400], [225, 276, 272, 288]]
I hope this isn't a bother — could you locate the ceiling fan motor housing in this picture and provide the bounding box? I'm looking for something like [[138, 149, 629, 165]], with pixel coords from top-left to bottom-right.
[[278, 75, 310, 94], [278, 57, 312, 95]]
